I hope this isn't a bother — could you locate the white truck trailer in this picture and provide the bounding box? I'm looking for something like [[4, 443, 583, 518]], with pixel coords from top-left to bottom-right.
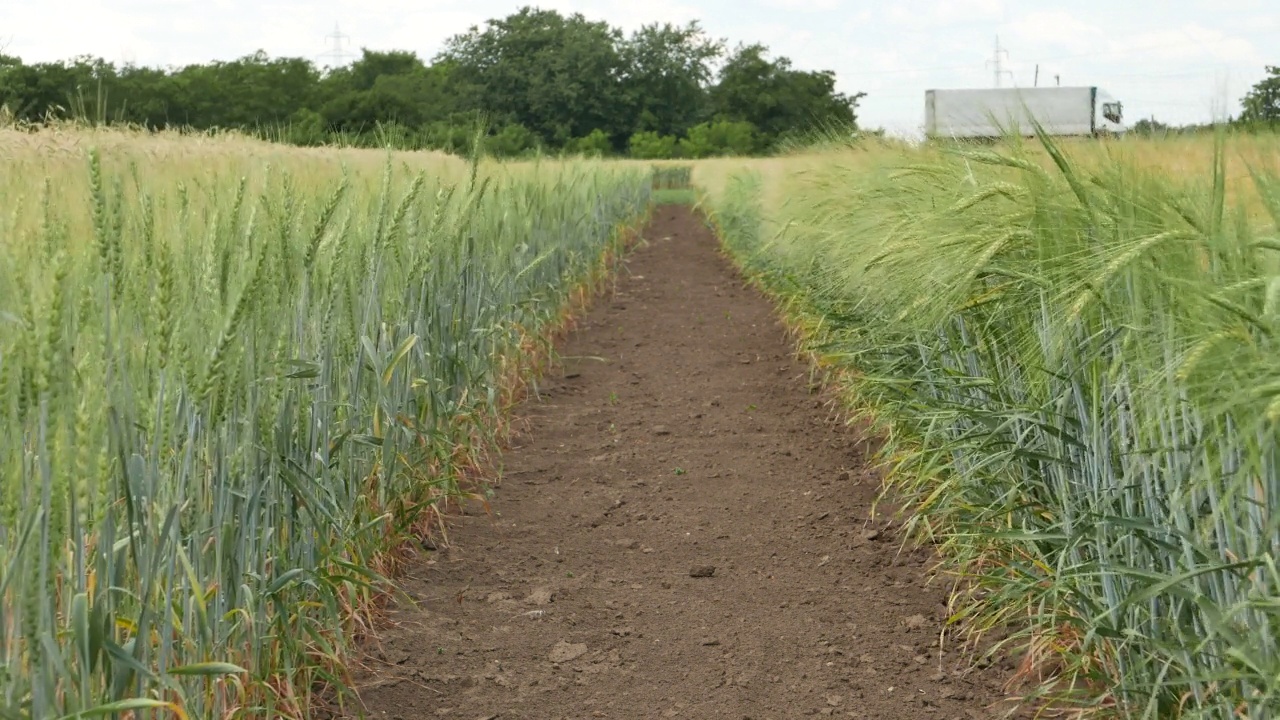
[[924, 86, 1126, 139]]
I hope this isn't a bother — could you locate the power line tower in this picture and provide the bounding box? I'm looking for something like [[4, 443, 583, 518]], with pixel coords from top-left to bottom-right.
[[319, 23, 354, 68], [986, 35, 1013, 87]]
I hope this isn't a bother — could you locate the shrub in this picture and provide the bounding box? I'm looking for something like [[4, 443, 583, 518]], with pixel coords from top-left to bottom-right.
[[678, 120, 758, 158], [628, 130, 680, 159]]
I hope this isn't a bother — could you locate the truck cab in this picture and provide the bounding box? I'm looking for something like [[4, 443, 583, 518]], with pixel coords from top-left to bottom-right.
[[1096, 89, 1126, 135]]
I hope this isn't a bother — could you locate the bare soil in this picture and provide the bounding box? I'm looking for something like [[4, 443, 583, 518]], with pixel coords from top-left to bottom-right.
[[345, 206, 1020, 720]]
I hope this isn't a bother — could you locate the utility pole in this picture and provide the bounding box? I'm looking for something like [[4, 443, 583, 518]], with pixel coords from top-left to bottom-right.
[[987, 35, 1013, 87], [319, 23, 353, 68]]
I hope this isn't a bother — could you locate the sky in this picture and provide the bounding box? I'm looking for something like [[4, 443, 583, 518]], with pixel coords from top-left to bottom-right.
[[1, 0, 1275, 136]]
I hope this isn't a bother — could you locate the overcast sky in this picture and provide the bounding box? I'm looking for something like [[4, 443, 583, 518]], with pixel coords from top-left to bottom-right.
[[1, 0, 1274, 135]]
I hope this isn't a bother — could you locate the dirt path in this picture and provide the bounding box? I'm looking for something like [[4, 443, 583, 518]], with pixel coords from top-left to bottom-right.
[[347, 206, 1014, 720]]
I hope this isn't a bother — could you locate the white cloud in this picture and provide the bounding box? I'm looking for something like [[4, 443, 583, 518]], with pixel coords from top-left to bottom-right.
[[929, 0, 1004, 24], [1006, 10, 1106, 54], [755, 0, 842, 12], [1118, 24, 1262, 66]]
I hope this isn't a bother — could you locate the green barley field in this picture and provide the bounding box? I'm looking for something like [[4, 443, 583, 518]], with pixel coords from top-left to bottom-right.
[[5, 123, 1280, 720], [701, 129, 1280, 718], [0, 127, 649, 718]]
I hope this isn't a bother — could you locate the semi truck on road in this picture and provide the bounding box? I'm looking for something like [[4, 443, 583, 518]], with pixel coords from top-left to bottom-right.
[[924, 86, 1126, 139]]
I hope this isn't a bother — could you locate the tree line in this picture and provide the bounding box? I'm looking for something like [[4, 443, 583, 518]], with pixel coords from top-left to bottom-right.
[[1134, 63, 1278, 137], [0, 7, 865, 158], [1241, 65, 1280, 125]]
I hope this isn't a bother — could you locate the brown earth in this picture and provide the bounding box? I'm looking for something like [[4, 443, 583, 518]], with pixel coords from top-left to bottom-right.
[[343, 206, 1023, 720]]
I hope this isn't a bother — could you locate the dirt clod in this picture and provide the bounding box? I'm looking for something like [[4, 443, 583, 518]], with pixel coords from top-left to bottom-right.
[[526, 588, 555, 605], [548, 641, 588, 663], [689, 565, 717, 578]]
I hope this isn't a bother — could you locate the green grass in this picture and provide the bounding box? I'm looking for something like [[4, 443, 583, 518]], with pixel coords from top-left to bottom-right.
[[650, 188, 696, 205], [704, 129, 1280, 718], [649, 165, 695, 205], [0, 131, 649, 718]]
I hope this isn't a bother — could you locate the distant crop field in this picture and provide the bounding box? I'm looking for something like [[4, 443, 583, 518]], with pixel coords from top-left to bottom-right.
[[702, 129, 1280, 718], [0, 127, 649, 718]]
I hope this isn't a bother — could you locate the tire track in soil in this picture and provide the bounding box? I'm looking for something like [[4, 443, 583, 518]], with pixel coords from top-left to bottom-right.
[[345, 206, 1018, 720]]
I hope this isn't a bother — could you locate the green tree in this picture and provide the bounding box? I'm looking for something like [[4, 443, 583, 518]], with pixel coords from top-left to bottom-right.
[[318, 51, 459, 132], [285, 108, 328, 145], [113, 64, 182, 127], [0, 8, 867, 157], [439, 7, 632, 147], [1240, 65, 1279, 124], [621, 21, 723, 139], [710, 43, 863, 146], [1131, 117, 1173, 136], [163, 51, 319, 129], [565, 128, 613, 156], [485, 123, 541, 157], [0, 56, 102, 122]]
